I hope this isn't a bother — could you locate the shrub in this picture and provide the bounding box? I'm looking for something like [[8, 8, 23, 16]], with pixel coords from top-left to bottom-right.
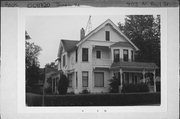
[[43, 93, 160, 106], [109, 76, 119, 93], [81, 89, 90, 94], [122, 83, 149, 93], [58, 74, 69, 95]]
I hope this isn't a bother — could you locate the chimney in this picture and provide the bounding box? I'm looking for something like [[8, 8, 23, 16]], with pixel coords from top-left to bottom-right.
[[80, 28, 85, 40]]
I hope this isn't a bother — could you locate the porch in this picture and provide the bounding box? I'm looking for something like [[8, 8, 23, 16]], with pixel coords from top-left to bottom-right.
[[111, 61, 159, 93]]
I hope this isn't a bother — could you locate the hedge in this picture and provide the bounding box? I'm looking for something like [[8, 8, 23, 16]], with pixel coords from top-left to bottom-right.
[[26, 92, 160, 106]]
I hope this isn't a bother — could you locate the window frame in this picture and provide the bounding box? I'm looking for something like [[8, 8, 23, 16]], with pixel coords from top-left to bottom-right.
[[123, 49, 129, 62], [105, 31, 110, 41], [82, 48, 88, 62], [68, 74, 73, 87], [94, 72, 104, 87], [131, 50, 134, 62], [63, 54, 66, 67], [82, 71, 88, 87], [96, 50, 101, 59], [76, 72, 78, 89], [113, 49, 120, 62]]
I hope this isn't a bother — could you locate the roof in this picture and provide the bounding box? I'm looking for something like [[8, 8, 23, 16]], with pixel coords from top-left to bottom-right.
[[76, 19, 139, 51], [61, 39, 79, 52], [111, 61, 158, 70], [110, 41, 135, 49]]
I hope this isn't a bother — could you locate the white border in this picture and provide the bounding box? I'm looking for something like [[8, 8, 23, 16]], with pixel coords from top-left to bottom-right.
[[17, 8, 167, 113]]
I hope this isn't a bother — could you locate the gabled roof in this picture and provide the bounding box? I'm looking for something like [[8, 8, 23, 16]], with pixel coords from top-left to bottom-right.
[[76, 19, 139, 51], [110, 41, 135, 49], [111, 62, 158, 70], [61, 39, 79, 52]]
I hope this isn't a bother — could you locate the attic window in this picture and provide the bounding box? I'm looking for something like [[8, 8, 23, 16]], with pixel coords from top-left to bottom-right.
[[105, 31, 110, 41]]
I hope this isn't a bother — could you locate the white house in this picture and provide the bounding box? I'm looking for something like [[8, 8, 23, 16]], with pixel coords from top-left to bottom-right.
[[56, 19, 158, 94]]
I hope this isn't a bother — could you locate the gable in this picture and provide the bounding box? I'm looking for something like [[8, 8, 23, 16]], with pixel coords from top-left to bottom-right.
[[77, 19, 139, 51], [57, 39, 79, 58], [87, 24, 127, 42]]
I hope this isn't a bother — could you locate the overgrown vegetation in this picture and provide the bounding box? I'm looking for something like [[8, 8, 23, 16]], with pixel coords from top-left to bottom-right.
[[121, 83, 149, 93], [109, 76, 120, 93], [26, 93, 160, 106], [119, 15, 160, 75], [57, 74, 69, 95]]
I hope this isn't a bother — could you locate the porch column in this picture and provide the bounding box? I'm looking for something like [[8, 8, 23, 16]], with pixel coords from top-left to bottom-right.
[[142, 70, 146, 83], [119, 69, 123, 93], [153, 70, 156, 92]]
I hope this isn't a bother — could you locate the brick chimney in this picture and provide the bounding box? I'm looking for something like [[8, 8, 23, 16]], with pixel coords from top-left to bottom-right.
[[80, 28, 85, 40]]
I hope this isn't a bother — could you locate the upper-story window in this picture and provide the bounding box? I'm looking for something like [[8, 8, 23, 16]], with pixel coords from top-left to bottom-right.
[[131, 50, 134, 61], [114, 49, 120, 62], [82, 48, 88, 62], [105, 31, 110, 41], [63, 54, 66, 67], [123, 49, 128, 61], [96, 50, 101, 59], [75, 49, 78, 62]]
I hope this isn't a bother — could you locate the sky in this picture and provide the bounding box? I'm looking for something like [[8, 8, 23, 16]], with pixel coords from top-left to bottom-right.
[[26, 15, 126, 68]]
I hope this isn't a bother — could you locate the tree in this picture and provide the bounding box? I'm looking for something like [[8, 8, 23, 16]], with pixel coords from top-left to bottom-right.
[[109, 76, 119, 93], [118, 15, 160, 68], [58, 74, 69, 95], [25, 31, 42, 86], [45, 62, 57, 69]]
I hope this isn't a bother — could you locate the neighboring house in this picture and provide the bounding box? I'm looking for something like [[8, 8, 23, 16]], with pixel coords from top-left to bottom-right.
[[44, 67, 60, 94], [57, 19, 159, 94]]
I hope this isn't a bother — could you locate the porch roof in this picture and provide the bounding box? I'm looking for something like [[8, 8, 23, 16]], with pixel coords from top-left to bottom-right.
[[111, 61, 158, 70], [110, 41, 136, 50]]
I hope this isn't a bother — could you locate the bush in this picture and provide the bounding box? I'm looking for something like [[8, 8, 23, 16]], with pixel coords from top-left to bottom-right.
[[109, 76, 119, 93], [58, 74, 69, 95], [81, 89, 90, 94], [43, 93, 160, 106], [122, 83, 149, 93]]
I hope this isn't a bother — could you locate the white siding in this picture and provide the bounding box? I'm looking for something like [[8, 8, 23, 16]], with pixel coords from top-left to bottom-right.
[[88, 25, 126, 42]]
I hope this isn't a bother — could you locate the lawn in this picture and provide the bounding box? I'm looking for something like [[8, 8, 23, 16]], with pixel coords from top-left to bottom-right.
[[26, 92, 160, 106]]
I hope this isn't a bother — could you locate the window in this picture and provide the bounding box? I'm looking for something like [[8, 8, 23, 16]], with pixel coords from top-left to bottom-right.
[[82, 71, 88, 87], [94, 72, 104, 87], [113, 49, 120, 62], [123, 49, 128, 61], [82, 48, 88, 62], [76, 72, 78, 88], [75, 49, 78, 62], [63, 54, 66, 66], [131, 50, 134, 61], [68, 74, 72, 87], [96, 51, 101, 59], [105, 31, 110, 41]]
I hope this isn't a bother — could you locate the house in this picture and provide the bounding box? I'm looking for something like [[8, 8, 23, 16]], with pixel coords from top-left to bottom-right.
[[44, 67, 61, 94], [57, 19, 159, 94]]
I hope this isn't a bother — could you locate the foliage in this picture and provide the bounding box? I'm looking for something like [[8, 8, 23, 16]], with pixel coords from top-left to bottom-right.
[[58, 74, 69, 95], [25, 31, 42, 87], [36, 93, 160, 106], [109, 76, 119, 93], [81, 89, 90, 94], [118, 15, 160, 71], [45, 62, 57, 69], [121, 83, 149, 93]]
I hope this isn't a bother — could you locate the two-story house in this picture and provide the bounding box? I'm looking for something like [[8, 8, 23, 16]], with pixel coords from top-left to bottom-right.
[[57, 19, 158, 94]]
